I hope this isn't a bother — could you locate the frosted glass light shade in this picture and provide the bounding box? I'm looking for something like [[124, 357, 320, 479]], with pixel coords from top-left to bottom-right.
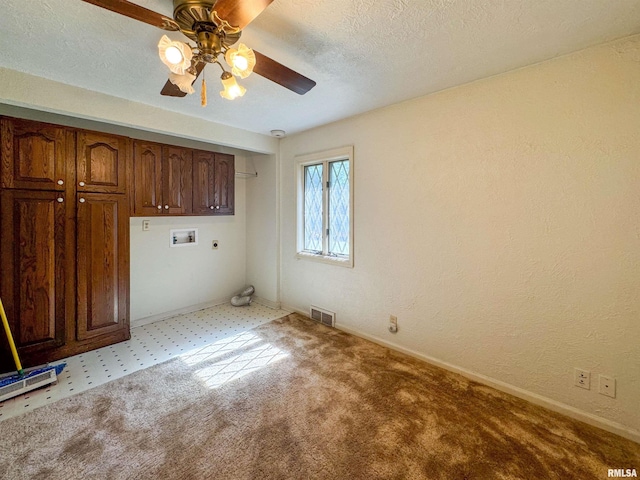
[[224, 44, 256, 79], [158, 35, 192, 74], [219, 73, 246, 100], [169, 71, 196, 94]]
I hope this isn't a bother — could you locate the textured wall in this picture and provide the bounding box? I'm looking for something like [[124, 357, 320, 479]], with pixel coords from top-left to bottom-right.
[[245, 154, 280, 305], [279, 36, 640, 435]]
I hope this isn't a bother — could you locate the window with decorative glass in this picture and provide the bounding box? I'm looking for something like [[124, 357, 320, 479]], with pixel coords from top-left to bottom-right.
[[296, 146, 353, 267]]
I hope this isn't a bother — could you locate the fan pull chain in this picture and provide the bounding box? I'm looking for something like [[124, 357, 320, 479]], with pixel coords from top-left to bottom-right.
[[201, 77, 207, 107]]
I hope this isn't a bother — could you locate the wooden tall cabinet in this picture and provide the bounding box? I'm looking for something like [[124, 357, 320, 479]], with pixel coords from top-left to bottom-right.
[[0, 189, 68, 359], [0, 117, 130, 370], [76, 194, 128, 341]]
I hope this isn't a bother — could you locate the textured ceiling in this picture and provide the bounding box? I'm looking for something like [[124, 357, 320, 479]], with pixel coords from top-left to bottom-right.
[[1, 0, 640, 136]]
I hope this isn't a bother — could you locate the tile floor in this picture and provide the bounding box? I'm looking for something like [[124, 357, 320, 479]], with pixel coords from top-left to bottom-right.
[[0, 302, 289, 421]]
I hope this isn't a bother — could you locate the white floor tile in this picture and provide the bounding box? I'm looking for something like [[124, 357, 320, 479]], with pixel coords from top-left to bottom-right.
[[0, 303, 288, 421]]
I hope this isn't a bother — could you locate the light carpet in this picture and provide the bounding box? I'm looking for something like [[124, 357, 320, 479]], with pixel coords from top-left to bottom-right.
[[0, 313, 638, 479]]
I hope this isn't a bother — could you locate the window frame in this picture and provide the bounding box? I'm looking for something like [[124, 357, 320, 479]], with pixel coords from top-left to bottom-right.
[[296, 146, 354, 268]]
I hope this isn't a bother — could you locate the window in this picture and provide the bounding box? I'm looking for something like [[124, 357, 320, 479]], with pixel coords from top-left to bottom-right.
[[296, 146, 353, 267]]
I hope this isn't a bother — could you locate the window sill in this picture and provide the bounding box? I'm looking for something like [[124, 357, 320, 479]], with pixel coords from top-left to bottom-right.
[[296, 251, 353, 268]]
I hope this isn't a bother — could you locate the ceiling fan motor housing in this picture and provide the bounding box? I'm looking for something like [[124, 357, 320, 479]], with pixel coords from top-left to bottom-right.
[[173, 0, 241, 47], [197, 29, 222, 60]]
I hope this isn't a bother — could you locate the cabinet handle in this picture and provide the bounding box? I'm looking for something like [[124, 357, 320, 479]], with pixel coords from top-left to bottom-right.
[[57, 179, 64, 185], [157, 205, 162, 210], [164, 205, 169, 209], [79, 181, 85, 187], [57, 197, 64, 203], [210, 206, 214, 210], [79, 198, 85, 203], [215, 206, 220, 210]]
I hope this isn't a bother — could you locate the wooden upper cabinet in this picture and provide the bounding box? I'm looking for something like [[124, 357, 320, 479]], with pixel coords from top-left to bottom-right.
[[0, 190, 67, 362], [162, 146, 192, 215], [1, 118, 70, 191], [76, 193, 128, 341], [133, 141, 163, 215], [76, 131, 128, 194], [214, 153, 235, 215], [132, 141, 193, 216], [192, 150, 216, 214]]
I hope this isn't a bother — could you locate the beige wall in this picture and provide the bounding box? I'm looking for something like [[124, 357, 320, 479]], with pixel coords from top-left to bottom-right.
[[279, 35, 640, 438], [245, 154, 280, 306]]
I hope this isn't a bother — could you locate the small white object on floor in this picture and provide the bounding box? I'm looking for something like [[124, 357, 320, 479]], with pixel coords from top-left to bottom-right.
[[231, 285, 255, 306]]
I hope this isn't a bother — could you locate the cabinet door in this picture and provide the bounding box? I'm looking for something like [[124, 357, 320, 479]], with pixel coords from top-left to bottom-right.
[[0, 190, 67, 366], [162, 146, 192, 215], [1, 118, 68, 191], [77, 131, 128, 194], [133, 141, 163, 216], [76, 193, 128, 341], [192, 150, 215, 214], [214, 153, 234, 215]]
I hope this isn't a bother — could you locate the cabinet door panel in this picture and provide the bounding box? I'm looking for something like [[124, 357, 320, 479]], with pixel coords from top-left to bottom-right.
[[76, 194, 128, 341], [214, 154, 234, 215], [192, 150, 215, 214], [163, 146, 192, 215], [0, 190, 66, 363], [77, 131, 128, 194], [133, 141, 163, 215], [1, 118, 67, 191]]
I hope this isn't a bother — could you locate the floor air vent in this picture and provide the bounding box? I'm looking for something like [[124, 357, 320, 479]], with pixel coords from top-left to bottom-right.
[[310, 306, 335, 327]]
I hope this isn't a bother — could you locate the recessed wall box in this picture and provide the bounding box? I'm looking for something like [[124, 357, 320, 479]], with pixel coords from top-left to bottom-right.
[[170, 228, 198, 247]]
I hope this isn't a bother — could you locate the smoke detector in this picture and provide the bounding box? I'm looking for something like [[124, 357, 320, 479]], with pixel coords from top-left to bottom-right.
[[270, 129, 286, 138]]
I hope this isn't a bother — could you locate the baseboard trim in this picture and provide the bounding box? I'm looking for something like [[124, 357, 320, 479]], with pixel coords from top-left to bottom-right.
[[131, 298, 229, 328], [282, 305, 639, 444], [253, 296, 282, 310], [336, 324, 640, 444]]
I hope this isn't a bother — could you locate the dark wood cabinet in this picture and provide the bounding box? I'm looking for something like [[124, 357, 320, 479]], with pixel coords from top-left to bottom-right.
[[192, 150, 216, 214], [0, 116, 130, 370], [132, 142, 193, 215], [163, 146, 192, 215], [77, 131, 129, 194], [76, 194, 129, 341], [133, 142, 163, 215], [192, 151, 235, 215], [214, 153, 234, 215], [0, 189, 68, 360], [1, 118, 71, 191], [0, 114, 235, 370]]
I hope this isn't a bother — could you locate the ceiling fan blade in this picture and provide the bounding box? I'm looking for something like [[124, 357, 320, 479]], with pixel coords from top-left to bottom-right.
[[253, 51, 316, 95], [81, 0, 178, 30], [214, 0, 274, 30], [160, 62, 206, 97]]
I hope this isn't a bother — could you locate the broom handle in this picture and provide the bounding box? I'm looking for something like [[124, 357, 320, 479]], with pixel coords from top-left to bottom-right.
[[0, 298, 23, 375]]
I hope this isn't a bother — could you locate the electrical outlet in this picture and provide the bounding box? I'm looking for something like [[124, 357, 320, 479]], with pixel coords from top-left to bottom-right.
[[388, 315, 398, 333], [142, 220, 150, 231], [212, 240, 219, 250], [598, 375, 616, 398], [574, 368, 590, 390]]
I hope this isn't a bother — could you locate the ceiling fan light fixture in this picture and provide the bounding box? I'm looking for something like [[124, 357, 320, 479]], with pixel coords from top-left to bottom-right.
[[224, 44, 256, 79], [158, 35, 192, 74], [220, 71, 246, 100], [169, 71, 196, 94]]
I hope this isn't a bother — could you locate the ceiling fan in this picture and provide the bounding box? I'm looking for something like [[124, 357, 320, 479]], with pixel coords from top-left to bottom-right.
[[81, 0, 316, 103]]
